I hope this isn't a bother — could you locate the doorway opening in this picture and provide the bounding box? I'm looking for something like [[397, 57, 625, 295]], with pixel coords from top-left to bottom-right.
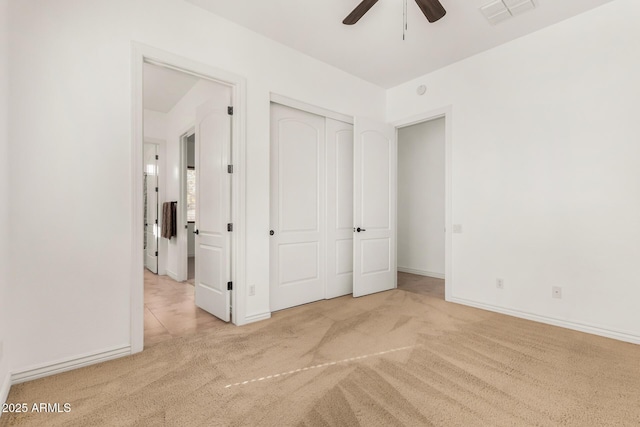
[[394, 110, 452, 301], [183, 132, 196, 285], [133, 44, 247, 353]]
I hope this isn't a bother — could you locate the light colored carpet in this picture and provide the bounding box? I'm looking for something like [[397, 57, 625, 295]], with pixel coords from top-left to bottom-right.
[[2, 289, 640, 426]]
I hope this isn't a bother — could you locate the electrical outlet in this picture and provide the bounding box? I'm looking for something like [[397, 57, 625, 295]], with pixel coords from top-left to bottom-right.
[[452, 224, 463, 234], [496, 278, 504, 289], [249, 285, 256, 296], [552, 286, 562, 299]]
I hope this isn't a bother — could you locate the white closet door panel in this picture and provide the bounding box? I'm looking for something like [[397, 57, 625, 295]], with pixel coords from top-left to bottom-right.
[[353, 117, 396, 297], [279, 242, 319, 284], [279, 121, 319, 233], [326, 119, 354, 299], [270, 103, 325, 311], [336, 128, 354, 230]]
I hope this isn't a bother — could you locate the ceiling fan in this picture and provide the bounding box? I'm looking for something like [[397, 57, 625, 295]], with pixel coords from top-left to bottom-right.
[[343, 0, 446, 25]]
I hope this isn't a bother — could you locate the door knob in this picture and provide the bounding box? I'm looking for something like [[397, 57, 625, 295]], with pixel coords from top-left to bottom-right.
[[193, 229, 199, 235], [356, 227, 366, 232], [270, 230, 275, 236]]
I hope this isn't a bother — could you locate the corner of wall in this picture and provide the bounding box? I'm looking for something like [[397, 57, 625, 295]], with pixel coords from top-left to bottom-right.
[[0, 0, 11, 409]]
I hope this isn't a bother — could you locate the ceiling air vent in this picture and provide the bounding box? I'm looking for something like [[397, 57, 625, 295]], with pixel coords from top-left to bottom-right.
[[480, 0, 535, 25]]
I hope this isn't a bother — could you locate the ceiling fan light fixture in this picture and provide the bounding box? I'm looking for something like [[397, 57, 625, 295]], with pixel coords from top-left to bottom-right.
[[504, 0, 536, 16]]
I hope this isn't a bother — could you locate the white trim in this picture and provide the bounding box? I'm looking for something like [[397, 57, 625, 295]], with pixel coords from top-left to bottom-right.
[[397, 267, 445, 280], [11, 346, 131, 385], [450, 297, 640, 345], [131, 43, 145, 355], [165, 269, 180, 282], [132, 42, 249, 355], [270, 93, 353, 125], [392, 106, 453, 302], [242, 312, 272, 325], [179, 127, 195, 283], [0, 371, 10, 411]]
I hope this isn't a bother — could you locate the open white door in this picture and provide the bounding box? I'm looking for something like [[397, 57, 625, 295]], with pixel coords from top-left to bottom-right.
[[194, 99, 231, 322], [144, 143, 158, 273], [353, 117, 397, 297]]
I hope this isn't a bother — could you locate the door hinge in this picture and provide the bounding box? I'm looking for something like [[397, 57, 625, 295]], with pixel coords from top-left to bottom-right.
[[227, 281, 233, 291], [227, 165, 233, 174], [155, 219, 158, 224], [155, 155, 159, 160], [227, 106, 234, 115], [227, 223, 233, 232], [155, 251, 158, 256], [155, 187, 158, 192]]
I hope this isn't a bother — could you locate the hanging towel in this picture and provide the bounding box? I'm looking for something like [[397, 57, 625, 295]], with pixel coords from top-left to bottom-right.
[[162, 202, 173, 239]]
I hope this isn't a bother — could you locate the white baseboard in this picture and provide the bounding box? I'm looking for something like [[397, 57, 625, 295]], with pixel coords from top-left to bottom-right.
[[0, 370, 10, 414], [449, 297, 640, 345], [166, 269, 179, 282], [11, 345, 131, 385], [398, 267, 445, 280], [240, 312, 271, 325]]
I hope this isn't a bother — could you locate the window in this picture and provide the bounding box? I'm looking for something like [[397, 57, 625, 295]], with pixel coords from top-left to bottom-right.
[[187, 168, 196, 222]]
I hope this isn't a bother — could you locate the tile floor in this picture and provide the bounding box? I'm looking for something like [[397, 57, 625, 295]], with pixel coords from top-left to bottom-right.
[[144, 269, 226, 347]]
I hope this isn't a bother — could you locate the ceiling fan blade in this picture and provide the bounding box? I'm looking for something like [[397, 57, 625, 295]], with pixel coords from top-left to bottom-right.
[[343, 0, 380, 25], [414, 0, 446, 23]]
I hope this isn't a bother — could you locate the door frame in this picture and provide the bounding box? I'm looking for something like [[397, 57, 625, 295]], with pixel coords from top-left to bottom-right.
[[391, 106, 453, 301], [178, 128, 196, 282], [132, 43, 248, 354]]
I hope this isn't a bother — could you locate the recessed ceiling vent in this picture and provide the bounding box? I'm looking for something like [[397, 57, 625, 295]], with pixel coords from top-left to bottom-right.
[[480, 0, 536, 25]]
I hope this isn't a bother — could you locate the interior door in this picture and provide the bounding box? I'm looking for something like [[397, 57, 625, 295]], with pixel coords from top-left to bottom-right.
[[144, 143, 158, 274], [353, 117, 397, 297], [270, 103, 325, 311], [326, 118, 354, 298], [194, 98, 231, 322]]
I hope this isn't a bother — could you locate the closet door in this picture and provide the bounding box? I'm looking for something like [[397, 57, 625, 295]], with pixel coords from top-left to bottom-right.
[[353, 117, 397, 297], [270, 104, 326, 311], [326, 118, 354, 298]]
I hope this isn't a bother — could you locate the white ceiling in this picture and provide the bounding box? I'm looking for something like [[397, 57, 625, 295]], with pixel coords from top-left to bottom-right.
[[186, 0, 617, 88], [143, 63, 199, 113]]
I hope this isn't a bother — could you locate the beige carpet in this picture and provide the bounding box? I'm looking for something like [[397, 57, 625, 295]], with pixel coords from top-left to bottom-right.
[[2, 290, 640, 426]]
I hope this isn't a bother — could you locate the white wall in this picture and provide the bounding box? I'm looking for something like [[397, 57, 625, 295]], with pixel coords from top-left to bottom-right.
[[143, 109, 167, 140], [387, 0, 640, 342], [6, 0, 385, 373], [397, 118, 445, 278], [0, 0, 10, 406]]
